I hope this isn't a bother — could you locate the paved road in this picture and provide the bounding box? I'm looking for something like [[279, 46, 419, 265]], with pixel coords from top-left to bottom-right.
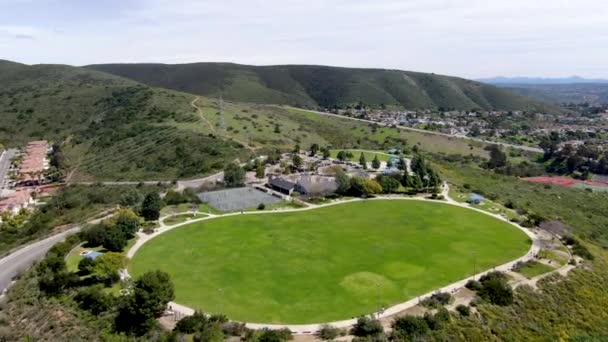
[[72, 171, 224, 191], [286, 107, 544, 153], [0, 148, 17, 189], [0, 212, 115, 295], [0, 228, 79, 294]]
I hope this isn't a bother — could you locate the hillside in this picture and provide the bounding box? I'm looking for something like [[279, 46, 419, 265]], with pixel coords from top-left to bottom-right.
[[0, 60, 499, 181], [0, 60, 248, 181], [86, 63, 560, 112]]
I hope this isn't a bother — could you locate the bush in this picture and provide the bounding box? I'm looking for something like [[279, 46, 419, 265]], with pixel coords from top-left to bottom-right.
[[318, 324, 340, 340], [77, 257, 95, 275], [351, 316, 384, 337], [465, 279, 483, 291], [455, 304, 471, 316], [478, 277, 513, 306], [257, 203, 266, 210]]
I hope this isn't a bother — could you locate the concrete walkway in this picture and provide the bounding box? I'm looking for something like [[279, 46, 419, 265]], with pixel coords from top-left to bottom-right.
[[124, 183, 540, 334]]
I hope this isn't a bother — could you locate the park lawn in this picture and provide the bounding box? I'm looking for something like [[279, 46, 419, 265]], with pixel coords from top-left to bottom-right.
[[130, 200, 530, 324], [162, 213, 204, 226], [160, 203, 195, 217], [329, 149, 396, 162], [448, 188, 521, 221], [514, 261, 556, 279], [538, 249, 570, 266]]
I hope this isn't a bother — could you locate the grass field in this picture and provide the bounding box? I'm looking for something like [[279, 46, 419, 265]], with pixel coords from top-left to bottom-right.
[[129, 200, 530, 324], [514, 260, 555, 279], [329, 149, 395, 162]]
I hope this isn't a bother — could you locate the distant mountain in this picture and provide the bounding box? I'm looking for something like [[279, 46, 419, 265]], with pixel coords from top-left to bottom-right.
[[478, 76, 608, 85], [502, 84, 608, 105], [86, 63, 560, 112]]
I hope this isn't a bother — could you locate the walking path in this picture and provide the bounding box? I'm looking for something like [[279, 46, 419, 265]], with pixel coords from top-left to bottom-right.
[[124, 183, 541, 333]]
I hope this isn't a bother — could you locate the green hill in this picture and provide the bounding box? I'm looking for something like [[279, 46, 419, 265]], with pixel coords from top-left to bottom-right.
[[0, 60, 248, 181], [86, 62, 559, 112], [0, 60, 498, 181]]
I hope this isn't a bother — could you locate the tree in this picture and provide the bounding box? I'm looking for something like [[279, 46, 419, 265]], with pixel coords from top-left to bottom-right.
[[359, 153, 367, 169], [335, 170, 351, 195], [258, 328, 292, 342], [487, 145, 508, 169], [322, 147, 331, 160], [336, 151, 347, 161], [116, 271, 175, 335], [78, 257, 95, 275], [371, 155, 381, 169], [255, 162, 265, 179], [351, 316, 384, 337], [318, 324, 340, 340], [310, 143, 319, 156], [292, 154, 303, 169], [120, 189, 143, 207], [350, 177, 382, 197], [478, 277, 513, 306], [386, 159, 393, 168], [75, 285, 114, 315], [141, 192, 163, 221], [377, 175, 400, 193], [223, 163, 246, 188], [93, 252, 127, 279], [114, 209, 140, 239], [274, 124, 281, 133], [391, 315, 430, 340], [102, 225, 128, 252]]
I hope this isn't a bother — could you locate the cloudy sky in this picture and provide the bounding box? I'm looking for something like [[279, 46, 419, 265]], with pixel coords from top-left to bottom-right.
[[1, 0, 607, 78]]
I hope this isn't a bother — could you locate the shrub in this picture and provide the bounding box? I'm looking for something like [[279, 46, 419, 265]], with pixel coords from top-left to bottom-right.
[[465, 279, 483, 291], [78, 257, 95, 275], [478, 277, 513, 306], [351, 316, 384, 337], [456, 304, 471, 316], [317, 324, 340, 340], [257, 203, 266, 210]]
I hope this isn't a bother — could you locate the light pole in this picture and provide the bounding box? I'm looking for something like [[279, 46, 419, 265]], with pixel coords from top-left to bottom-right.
[[218, 288, 223, 314], [472, 251, 477, 279], [376, 282, 381, 319]]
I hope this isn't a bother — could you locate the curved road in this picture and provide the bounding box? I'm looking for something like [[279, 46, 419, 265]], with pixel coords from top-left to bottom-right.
[[0, 212, 115, 296], [0, 228, 79, 295]]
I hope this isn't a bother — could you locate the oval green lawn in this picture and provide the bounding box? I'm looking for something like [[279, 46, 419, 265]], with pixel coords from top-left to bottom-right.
[[129, 200, 530, 324]]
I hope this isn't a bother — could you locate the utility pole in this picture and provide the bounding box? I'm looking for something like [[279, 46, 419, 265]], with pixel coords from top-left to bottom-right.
[[472, 251, 477, 278]]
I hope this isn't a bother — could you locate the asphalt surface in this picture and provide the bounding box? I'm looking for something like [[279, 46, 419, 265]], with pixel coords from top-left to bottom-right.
[[0, 227, 79, 294], [0, 148, 17, 189]]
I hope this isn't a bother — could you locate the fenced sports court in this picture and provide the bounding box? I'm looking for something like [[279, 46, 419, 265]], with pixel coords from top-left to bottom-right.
[[198, 187, 282, 211]]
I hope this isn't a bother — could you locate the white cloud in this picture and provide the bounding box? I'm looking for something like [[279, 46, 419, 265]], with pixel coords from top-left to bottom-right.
[[1, 0, 607, 78]]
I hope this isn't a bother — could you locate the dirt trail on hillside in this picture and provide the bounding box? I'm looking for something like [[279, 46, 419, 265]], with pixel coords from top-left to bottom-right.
[[190, 96, 256, 152]]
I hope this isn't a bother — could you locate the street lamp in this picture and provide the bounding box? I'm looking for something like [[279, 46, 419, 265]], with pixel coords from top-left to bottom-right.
[[376, 282, 381, 319], [218, 288, 223, 314], [472, 251, 477, 279]]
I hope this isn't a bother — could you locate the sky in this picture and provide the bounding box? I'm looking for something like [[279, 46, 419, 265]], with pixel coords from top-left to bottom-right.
[[1, 0, 608, 79]]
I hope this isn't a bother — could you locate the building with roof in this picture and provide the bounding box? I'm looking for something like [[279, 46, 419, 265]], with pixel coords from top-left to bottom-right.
[[268, 176, 296, 195], [295, 175, 338, 196], [84, 251, 104, 260], [0, 190, 34, 221], [18, 140, 50, 186], [468, 193, 485, 205]]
